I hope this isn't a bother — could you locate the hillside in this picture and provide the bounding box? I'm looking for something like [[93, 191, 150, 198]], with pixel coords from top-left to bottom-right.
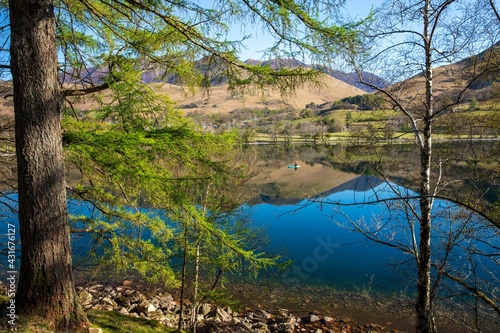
[[159, 73, 366, 115], [379, 43, 500, 108]]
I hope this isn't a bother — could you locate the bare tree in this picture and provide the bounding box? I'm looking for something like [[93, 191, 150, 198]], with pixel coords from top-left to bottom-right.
[[338, 1, 500, 332]]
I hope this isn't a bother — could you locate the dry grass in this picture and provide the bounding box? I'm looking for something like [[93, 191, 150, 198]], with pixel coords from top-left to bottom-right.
[[158, 73, 365, 114]]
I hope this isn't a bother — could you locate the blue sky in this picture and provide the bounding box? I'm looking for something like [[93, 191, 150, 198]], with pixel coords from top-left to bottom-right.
[[231, 0, 384, 61]]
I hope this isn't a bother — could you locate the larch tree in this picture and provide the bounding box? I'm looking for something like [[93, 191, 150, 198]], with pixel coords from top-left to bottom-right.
[[3, 0, 362, 330], [9, 0, 89, 329]]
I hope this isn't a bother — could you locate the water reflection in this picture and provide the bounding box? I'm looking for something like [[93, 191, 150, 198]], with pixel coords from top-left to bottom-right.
[[248, 178, 410, 294]]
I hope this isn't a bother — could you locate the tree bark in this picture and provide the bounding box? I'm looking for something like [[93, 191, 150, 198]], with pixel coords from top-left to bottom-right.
[[415, 2, 436, 332], [9, 0, 88, 330]]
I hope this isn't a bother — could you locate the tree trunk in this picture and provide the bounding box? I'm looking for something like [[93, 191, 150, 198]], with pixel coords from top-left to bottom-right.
[[9, 0, 88, 330], [415, 2, 436, 332]]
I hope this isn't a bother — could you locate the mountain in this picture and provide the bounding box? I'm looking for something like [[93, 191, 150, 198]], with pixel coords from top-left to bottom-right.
[[245, 59, 390, 93], [380, 42, 500, 106], [158, 72, 365, 115], [322, 69, 390, 93]]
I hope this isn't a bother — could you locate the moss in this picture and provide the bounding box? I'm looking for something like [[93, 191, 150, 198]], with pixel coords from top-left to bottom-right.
[[0, 296, 180, 333], [87, 310, 183, 333]]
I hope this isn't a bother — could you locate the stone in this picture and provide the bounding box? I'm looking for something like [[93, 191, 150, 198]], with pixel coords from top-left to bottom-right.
[[307, 314, 320, 323], [208, 307, 232, 322], [78, 290, 93, 308], [153, 294, 174, 311], [277, 308, 290, 317], [148, 310, 164, 320], [100, 297, 117, 309], [136, 301, 156, 315], [225, 306, 233, 316], [255, 309, 272, 320], [252, 321, 270, 333], [118, 307, 129, 315], [323, 316, 334, 323], [199, 303, 212, 316], [88, 328, 103, 333]]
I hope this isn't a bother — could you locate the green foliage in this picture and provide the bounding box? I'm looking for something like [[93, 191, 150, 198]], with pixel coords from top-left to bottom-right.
[[337, 94, 384, 110], [468, 98, 480, 111], [63, 86, 281, 288], [87, 310, 182, 333]]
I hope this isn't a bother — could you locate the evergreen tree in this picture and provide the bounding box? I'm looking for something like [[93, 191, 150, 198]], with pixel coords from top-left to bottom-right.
[[3, 0, 362, 329]]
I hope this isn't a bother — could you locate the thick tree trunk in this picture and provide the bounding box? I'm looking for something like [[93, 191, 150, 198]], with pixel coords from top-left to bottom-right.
[[9, 0, 88, 330]]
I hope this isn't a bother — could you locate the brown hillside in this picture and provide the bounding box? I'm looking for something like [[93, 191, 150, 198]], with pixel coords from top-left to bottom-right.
[[1, 73, 365, 117], [381, 44, 499, 108], [158, 73, 365, 114]]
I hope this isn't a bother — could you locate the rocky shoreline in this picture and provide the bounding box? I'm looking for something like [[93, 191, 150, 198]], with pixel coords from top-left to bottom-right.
[[78, 281, 407, 333]]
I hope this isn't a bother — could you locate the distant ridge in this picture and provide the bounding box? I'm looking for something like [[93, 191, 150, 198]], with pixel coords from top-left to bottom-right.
[[244, 58, 389, 93], [323, 69, 390, 93], [61, 56, 388, 94], [382, 41, 500, 104]]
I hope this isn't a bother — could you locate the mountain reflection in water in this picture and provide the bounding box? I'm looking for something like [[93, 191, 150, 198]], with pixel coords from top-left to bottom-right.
[[246, 175, 407, 294]]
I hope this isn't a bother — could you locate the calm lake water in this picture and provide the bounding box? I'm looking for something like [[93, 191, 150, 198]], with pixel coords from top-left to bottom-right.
[[244, 175, 421, 294], [242, 143, 500, 296], [1, 143, 499, 299]]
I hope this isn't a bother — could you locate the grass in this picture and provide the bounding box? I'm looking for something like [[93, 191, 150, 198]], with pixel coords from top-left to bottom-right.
[[0, 296, 183, 333], [87, 310, 183, 333]]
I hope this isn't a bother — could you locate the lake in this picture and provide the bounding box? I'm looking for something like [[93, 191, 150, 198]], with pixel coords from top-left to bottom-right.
[[246, 177, 410, 293], [241, 143, 500, 298], [2, 143, 499, 299]]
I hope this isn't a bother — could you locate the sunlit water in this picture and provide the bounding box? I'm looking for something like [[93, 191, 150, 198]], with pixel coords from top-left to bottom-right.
[[2, 176, 498, 298]]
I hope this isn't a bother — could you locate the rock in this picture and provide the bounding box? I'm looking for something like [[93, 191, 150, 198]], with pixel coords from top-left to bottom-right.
[[159, 313, 179, 327], [126, 290, 146, 304], [152, 294, 174, 311], [323, 316, 334, 323], [307, 313, 320, 323], [122, 280, 133, 286], [94, 297, 117, 311], [276, 314, 297, 333], [199, 303, 212, 316], [115, 295, 131, 308], [136, 301, 156, 316], [208, 307, 232, 322], [147, 303, 157, 313], [252, 321, 270, 333], [88, 328, 103, 333], [225, 306, 233, 316], [254, 309, 272, 320], [277, 308, 290, 317], [100, 297, 117, 308], [118, 307, 129, 315], [147, 310, 164, 320], [78, 290, 93, 308]]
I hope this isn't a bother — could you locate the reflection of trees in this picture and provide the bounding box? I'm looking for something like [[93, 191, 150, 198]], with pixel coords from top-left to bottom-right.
[[337, 0, 500, 330], [319, 139, 499, 331], [331, 191, 499, 332]]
